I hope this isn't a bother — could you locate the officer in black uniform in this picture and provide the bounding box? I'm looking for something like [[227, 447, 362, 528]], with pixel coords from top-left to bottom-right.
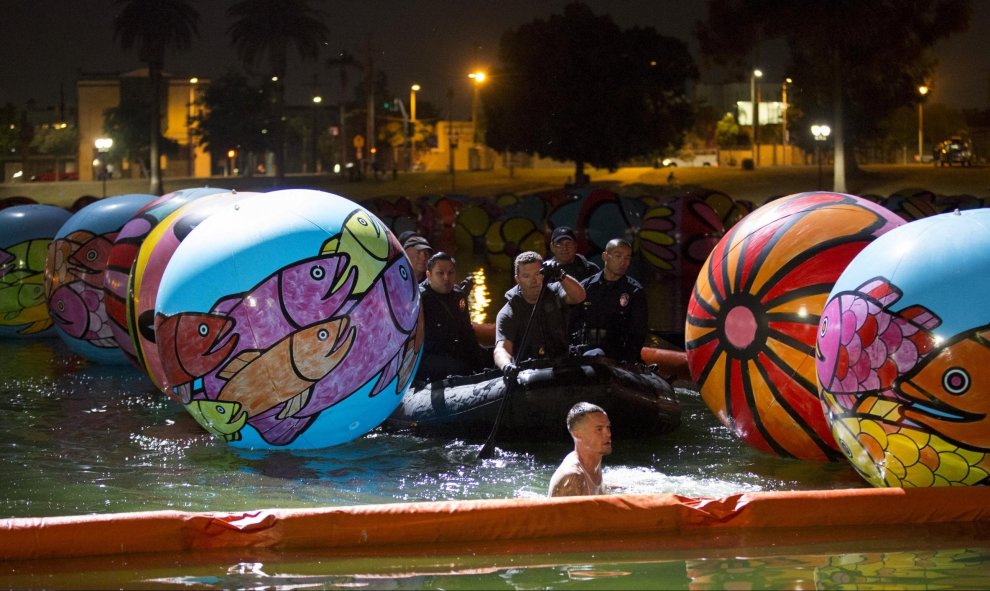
[[571, 238, 648, 364], [493, 251, 586, 378], [415, 252, 489, 382], [546, 226, 600, 282]]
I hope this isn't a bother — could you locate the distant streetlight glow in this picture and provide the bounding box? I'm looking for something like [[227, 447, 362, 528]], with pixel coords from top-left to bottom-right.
[[312, 95, 322, 104], [918, 85, 929, 163], [751, 69, 763, 166], [469, 71, 487, 147], [811, 124, 831, 190], [94, 137, 113, 197]]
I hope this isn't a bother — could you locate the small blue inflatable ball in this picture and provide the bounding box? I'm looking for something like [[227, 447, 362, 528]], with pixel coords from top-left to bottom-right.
[[154, 189, 423, 449], [46, 193, 156, 363], [819, 208, 990, 487], [0, 204, 72, 338]]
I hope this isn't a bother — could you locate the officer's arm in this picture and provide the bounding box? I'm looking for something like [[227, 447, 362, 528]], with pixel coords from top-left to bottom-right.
[[559, 272, 585, 305], [494, 339, 514, 370]]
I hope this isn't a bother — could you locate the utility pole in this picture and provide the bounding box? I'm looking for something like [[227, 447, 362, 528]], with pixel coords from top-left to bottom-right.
[[365, 35, 375, 179]]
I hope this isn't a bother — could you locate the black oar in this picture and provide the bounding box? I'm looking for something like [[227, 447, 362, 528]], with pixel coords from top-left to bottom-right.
[[477, 281, 548, 460]]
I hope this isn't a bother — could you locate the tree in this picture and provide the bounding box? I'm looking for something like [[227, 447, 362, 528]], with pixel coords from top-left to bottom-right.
[[30, 124, 79, 180], [483, 2, 697, 183], [113, 0, 200, 195], [697, 0, 971, 191], [0, 104, 19, 157], [103, 99, 180, 177], [193, 71, 273, 175], [714, 112, 748, 149], [227, 0, 329, 185]]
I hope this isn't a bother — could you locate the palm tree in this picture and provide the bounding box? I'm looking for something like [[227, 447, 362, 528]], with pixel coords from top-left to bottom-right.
[[326, 50, 362, 166], [113, 0, 199, 196], [227, 0, 329, 185]]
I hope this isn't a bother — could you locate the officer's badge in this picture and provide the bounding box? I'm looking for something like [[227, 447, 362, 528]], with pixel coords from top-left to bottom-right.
[[459, 298, 466, 311], [619, 293, 630, 307]]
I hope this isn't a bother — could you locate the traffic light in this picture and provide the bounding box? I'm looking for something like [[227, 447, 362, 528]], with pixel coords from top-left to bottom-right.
[[383, 101, 390, 110]]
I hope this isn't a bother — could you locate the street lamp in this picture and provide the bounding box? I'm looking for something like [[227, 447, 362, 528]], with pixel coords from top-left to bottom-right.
[[811, 124, 831, 190], [94, 137, 113, 198], [468, 70, 486, 146], [409, 84, 420, 172], [751, 68, 763, 166], [312, 94, 323, 173], [918, 85, 929, 164], [186, 77, 198, 177], [410, 84, 420, 127], [781, 77, 792, 165]]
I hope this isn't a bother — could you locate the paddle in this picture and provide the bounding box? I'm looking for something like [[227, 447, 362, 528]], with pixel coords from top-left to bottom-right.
[[477, 279, 549, 460]]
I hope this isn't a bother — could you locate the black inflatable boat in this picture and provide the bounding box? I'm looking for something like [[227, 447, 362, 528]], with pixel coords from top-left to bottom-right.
[[386, 355, 681, 442]]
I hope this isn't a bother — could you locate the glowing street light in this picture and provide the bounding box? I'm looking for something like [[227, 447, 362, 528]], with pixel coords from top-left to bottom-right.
[[94, 137, 113, 197], [469, 70, 486, 146], [918, 85, 929, 163], [751, 68, 763, 166], [187, 77, 198, 177], [811, 124, 831, 190], [410, 84, 420, 125]]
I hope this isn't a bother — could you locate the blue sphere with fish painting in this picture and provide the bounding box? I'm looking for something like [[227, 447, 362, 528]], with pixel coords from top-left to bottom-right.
[[818, 208, 990, 487], [46, 193, 156, 363], [154, 189, 423, 449], [0, 204, 72, 338]]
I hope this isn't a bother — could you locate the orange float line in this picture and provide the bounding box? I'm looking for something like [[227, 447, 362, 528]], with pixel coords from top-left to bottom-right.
[[473, 322, 692, 381], [4, 488, 990, 561]]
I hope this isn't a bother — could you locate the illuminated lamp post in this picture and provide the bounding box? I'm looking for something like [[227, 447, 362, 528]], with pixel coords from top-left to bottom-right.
[[918, 85, 929, 164], [187, 77, 198, 177], [409, 84, 420, 171], [751, 68, 763, 166], [94, 137, 113, 198], [312, 95, 323, 173], [811, 124, 831, 190], [781, 77, 792, 165], [468, 70, 486, 146]]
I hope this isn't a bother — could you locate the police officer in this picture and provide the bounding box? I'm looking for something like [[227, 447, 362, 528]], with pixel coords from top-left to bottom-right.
[[493, 251, 586, 378], [416, 252, 488, 382], [546, 226, 600, 282], [571, 238, 648, 364]]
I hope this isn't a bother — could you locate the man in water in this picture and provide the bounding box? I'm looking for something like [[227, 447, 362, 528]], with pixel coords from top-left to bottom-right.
[[493, 251, 585, 378], [416, 252, 488, 382], [548, 402, 612, 497], [403, 234, 433, 283], [545, 226, 600, 282], [570, 238, 647, 363]]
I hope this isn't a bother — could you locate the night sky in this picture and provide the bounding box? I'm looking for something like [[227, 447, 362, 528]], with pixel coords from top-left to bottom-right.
[[2, 1, 988, 118]]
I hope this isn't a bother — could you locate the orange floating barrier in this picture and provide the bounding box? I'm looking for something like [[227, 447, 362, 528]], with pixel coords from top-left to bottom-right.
[[4, 488, 990, 561]]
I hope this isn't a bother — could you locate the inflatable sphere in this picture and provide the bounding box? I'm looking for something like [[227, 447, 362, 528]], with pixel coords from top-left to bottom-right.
[[104, 187, 229, 367], [685, 192, 904, 461], [817, 208, 990, 486], [46, 193, 155, 363], [0, 204, 72, 337], [154, 189, 422, 449], [131, 190, 261, 390]]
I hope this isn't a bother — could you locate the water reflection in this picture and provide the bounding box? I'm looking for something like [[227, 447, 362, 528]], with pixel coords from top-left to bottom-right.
[[6, 526, 990, 590]]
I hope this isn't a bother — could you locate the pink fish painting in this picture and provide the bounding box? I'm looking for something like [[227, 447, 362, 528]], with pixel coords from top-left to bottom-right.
[[817, 278, 941, 410]]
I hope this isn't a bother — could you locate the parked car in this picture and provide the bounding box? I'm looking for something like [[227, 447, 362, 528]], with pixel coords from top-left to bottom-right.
[[30, 170, 79, 182], [656, 150, 719, 168], [933, 138, 974, 167]]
